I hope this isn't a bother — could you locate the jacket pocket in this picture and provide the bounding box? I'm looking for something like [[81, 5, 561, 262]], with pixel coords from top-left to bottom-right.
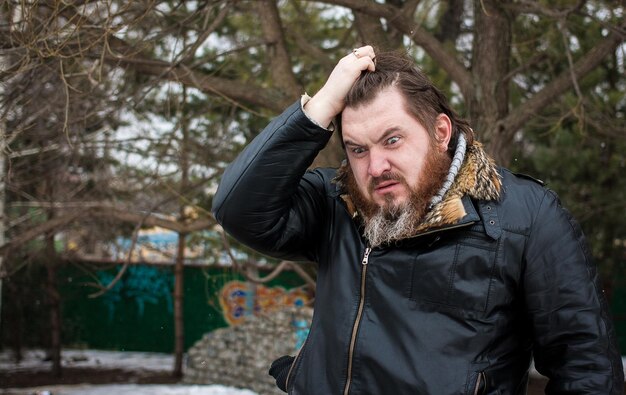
[[410, 233, 498, 313], [269, 355, 294, 393]]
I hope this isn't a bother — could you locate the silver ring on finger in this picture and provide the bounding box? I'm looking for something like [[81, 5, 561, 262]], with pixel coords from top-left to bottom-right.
[[352, 48, 360, 58]]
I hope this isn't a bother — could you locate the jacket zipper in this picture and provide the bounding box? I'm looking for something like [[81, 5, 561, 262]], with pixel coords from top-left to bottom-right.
[[343, 246, 372, 395], [473, 371, 486, 395]]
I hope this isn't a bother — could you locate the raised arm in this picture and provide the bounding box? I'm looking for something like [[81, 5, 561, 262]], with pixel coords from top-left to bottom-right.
[[211, 46, 376, 261]]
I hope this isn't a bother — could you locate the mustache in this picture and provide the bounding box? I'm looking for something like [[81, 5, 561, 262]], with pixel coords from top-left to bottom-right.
[[368, 172, 405, 192]]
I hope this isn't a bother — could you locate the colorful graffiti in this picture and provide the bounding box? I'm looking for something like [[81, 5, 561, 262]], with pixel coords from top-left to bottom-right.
[[293, 318, 310, 350], [97, 265, 173, 321], [219, 280, 311, 326]]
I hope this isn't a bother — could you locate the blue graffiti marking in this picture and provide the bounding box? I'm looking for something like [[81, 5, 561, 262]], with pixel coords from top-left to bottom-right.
[[292, 319, 310, 351], [97, 265, 173, 321]]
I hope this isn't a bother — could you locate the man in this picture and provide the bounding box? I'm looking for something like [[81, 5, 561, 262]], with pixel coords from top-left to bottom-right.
[[212, 46, 623, 394]]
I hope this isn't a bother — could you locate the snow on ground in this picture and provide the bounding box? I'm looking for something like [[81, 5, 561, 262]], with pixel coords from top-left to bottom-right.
[[0, 349, 175, 373], [1, 384, 258, 395], [0, 349, 258, 395]]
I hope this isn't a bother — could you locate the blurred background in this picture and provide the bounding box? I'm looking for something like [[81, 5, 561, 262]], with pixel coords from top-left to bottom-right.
[[0, 1, 624, 394]]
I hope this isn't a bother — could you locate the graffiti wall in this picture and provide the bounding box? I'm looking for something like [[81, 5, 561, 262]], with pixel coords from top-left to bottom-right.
[[0, 263, 310, 353], [97, 265, 174, 321], [219, 280, 311, 326]]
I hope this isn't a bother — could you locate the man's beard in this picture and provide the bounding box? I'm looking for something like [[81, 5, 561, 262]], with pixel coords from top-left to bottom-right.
[[345, 146, 452, 247]]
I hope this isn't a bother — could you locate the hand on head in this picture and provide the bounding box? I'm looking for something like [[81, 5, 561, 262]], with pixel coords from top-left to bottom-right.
[[304, 45, 376, 128]]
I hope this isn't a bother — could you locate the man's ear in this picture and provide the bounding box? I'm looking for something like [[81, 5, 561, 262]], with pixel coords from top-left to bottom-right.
[[435, 114, 452, 152]]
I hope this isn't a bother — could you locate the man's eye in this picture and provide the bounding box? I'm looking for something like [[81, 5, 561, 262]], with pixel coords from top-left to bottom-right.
[[386, 136, 400, 145], [352, 147, 365, 155]]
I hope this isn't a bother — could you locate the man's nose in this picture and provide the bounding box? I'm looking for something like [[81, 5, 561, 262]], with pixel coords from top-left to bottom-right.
[[368, 150, 391, 178]]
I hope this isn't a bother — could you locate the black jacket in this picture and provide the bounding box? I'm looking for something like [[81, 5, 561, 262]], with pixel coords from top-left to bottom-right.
[[212, 101, 623, 394]]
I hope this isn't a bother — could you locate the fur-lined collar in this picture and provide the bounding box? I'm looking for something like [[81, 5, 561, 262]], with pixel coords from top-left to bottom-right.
[[333, 141, 502, 237]]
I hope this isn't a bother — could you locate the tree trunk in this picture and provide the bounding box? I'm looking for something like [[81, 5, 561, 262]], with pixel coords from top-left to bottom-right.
[[469, 0, 512, 165], [173, 231, 186, 378], [353, 12, 400, 50], [256, 0, 302, 98], [246, 263, 259, 316], [45, 234, 62, 377], [6, 277, 23, 363], [42, 174, 62, 376], [173, 85, 190, 378], [0, 113, 5, 339]]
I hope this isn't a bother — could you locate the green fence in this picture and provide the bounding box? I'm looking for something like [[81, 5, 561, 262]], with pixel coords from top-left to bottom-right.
[[1, 262, 307, 353]]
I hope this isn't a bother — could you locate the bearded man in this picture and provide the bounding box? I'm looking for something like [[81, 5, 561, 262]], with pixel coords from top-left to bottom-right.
[[212, 46, 623, 394]]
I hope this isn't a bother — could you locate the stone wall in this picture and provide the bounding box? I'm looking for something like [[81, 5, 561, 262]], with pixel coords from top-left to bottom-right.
[[184, 306, 313, 395]]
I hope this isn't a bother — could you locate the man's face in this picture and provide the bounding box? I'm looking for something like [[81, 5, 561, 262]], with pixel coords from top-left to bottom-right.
[[341, 86, 451, 212]]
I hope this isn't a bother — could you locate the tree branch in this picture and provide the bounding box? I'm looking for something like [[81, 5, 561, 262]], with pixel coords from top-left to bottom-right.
[[219, 228, 316, 288], [0, 210, 85, 257], [101, 55, 290, 114], [0, 204, 217, 257], [311, 0, 473, 97], [503, 0, 586, 19], [353, 11, 397, 50], [256, 0, 302, 98], [52, 5, 292, 114], [177, 2, 232, 65], [289, 27, 336, 71], [85, 217, 140, 299], [503, 19, 626, 137]]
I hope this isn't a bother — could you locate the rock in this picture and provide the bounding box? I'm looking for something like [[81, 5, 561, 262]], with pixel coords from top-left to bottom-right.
[[184, 306, 312, 395]]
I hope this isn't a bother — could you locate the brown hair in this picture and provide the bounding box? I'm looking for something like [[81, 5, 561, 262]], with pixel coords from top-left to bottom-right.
[[339, 50, 474, 156]]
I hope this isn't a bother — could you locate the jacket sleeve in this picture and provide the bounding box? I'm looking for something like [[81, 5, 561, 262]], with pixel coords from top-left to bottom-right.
[[211, 100, 334, 262], [523, 189, 623, 394]]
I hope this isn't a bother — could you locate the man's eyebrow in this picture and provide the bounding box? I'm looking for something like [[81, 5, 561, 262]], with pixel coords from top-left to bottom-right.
[[377, 127, 401, 144], [343, 127, 402, 147]]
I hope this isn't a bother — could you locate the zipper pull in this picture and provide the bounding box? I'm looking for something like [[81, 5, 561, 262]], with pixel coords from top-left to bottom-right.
[[362, 247, 372, 265]]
